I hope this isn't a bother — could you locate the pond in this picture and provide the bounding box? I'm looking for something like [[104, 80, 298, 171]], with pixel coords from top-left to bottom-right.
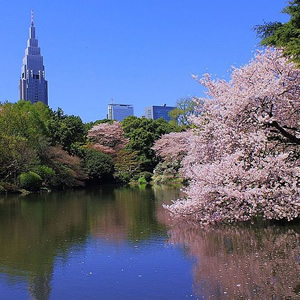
[[0, 185, 299, 299]]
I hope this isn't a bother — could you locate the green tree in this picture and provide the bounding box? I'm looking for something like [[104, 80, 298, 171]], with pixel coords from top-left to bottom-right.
[[48, 108, 86, 155], [114, 149, 141, 183], [121, 116, 177, 172], [0, 101, 51, 183], [168, 97, 201, 128], [83, 149, 114, 183], [255, 0, 300, 64], [0, 134, 37, 183], [0, 101, 51, 146]]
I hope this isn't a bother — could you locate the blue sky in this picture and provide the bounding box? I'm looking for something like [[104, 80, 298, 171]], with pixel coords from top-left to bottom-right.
[[0, 0, 288, 122]]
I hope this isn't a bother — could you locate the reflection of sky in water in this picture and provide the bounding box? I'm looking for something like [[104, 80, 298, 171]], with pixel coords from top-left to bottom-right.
[[51, 238, 196, 300], [0, 236, 197, 300], [0, 186, 299, 299]]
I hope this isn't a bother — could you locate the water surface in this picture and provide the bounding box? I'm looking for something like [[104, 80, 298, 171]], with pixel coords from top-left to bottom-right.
[[0, 185, 299, 299]]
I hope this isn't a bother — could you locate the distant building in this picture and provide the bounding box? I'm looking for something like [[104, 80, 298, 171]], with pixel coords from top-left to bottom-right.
[[145, 104, 175, 121], [19, 10, 48, 105], [108, 103, 134, 121]]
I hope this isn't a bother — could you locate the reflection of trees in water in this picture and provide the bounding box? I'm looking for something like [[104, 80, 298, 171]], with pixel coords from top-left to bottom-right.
[[0, 185, 178, 299], [151, 184, 183, 205], [0, 190, 94, 300], [160, 215, 300, 299], [89, 186, 167, 242], [27, 272, 52, 300]]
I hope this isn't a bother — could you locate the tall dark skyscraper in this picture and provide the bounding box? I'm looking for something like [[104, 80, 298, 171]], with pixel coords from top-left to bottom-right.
[[19, 10, 48, 105]]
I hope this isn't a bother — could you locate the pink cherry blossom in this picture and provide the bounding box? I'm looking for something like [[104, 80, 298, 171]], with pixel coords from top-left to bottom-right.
[[88, 122, 129, 156], [162, 48, 300, 225], [152, 131, 191, 161]]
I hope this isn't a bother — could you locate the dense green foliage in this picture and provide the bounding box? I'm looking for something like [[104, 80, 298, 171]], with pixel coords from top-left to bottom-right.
[[48, 108, 86, 155], [255, 0, 300, 64], [83, 149, 114, 183], [0, 101, 50, 183], [121, 116, 178, 172], [33, 165, 56, 185], [19, 171, 43, 191], [113, 149, 141, 183]]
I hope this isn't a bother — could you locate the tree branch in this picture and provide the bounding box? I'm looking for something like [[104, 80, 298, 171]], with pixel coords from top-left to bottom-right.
[[269, 121, 300, 145]]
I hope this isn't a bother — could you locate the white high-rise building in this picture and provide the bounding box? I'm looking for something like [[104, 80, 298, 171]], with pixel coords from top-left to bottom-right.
[[19, 10, 48, 105]]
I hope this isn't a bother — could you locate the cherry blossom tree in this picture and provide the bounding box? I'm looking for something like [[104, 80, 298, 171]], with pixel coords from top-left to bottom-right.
[[87, 121, 129, 156], [152, 131, 192, 183], [163, 48, 300, 225], [152, 131, 191, 161]]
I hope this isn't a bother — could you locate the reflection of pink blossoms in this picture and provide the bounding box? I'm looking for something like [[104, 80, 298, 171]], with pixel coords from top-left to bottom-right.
[[165, 48, 300, 225], [88, 122, 129, 156], [157, 217, 300, 299]]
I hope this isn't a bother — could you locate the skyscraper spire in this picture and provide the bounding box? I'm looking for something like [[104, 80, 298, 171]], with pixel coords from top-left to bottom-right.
[[31, 9, 34, 26], [19, 11, 48, 105]]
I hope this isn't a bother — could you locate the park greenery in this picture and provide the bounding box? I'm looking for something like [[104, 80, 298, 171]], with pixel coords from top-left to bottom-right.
[[0, 100, 180, 193]]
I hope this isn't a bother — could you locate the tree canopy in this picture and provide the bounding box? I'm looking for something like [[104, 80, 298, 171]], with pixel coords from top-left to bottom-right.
[[255, 0, 300, 64], [121, 116, 178, 172], [48, 108, 86, 155]]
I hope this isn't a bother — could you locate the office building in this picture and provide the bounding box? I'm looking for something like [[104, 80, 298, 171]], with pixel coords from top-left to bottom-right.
[[145, 104, 175, 121], [19, 10, 48, 105], [108, 103, 134, 121]]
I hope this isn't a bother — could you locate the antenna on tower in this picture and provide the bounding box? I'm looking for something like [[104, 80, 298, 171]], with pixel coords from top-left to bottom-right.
[[31, 9, 34, 26]]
